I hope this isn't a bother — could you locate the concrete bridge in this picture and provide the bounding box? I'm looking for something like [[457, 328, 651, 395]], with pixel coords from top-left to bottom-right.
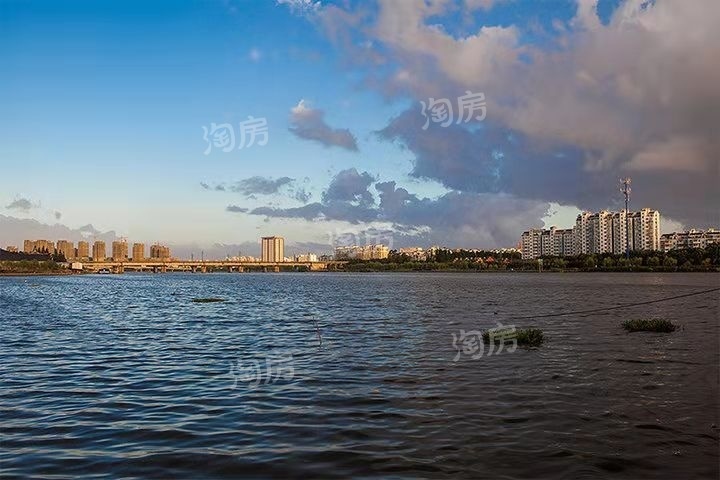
[[80, 260, 347, 274]]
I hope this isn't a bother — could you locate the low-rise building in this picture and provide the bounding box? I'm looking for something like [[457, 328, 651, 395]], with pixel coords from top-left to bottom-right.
[[520, 227, 573, 259], [295, 253, 318, 262], [660, 228, 720, 251], [398, 247, 427, 261], [335, 244, 390, 260]]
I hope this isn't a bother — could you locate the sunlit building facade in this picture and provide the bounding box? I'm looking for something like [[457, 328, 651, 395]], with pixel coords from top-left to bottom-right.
[[261, 236, 284, 262]]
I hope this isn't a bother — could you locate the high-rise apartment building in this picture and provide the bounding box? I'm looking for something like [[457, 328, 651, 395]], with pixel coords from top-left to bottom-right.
[[521, 208, 661, 259], [629, 208, 660, 251], [77, 241, 90, 260], [92, 241, 106, 261], [132, 243, 145, 261], [261, 236, 284, 262], [520, 227, 573, 259], [24, 239, 55, 255], [150, 244, 171, 260], [573, 209, 660, 256], [112, 241, 129, 261], [56, 240, 75, 261]]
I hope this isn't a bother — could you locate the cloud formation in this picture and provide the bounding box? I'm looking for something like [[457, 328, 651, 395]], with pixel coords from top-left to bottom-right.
[[289, 100, 359, 151], [276, 0, 321, 15], [247, 168, 548, 247], [5, 197, 36, 212], [317, 0, 720, 228], [201, 176, 312, 204], [226, 205, 249, 213], [0, 214, 119, 247]]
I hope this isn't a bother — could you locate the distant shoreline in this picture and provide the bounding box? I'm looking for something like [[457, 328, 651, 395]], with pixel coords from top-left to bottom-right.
[[1, 269, 717, 277]]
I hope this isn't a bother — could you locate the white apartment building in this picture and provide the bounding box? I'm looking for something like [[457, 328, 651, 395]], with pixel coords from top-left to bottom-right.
[[334, 244, 390, 260], [398, 247, 428, 261], [261, 236, 285, 262], [520, 227, 573, 259], [660, 228, 720, 251], [574, 208, 660, 256], [521, 208, 661, 259], [630, 208, 661, 251], [295, 253, 318, 262]]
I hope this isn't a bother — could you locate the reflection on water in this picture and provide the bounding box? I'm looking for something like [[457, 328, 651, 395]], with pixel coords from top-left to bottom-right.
[[1, 272, 718, 479]]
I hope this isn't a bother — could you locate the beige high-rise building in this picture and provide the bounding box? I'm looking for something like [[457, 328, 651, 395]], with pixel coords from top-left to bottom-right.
[[56, 240, 75, 261], [112, 241, 129, 261], [92, 241, 106, 261], [23, 240, 35, 253], [132, 243, 145, 261], [25, 239, 54, 255], [77, 241, 90, 260], [150, 244, 171, 260], [261, 236, 284, 262]]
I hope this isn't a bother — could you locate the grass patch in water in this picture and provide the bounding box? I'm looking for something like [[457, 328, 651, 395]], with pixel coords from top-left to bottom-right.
[[191, 298, 226, 303], [483, 327, 545, 347], [622, 318, 677, 333]]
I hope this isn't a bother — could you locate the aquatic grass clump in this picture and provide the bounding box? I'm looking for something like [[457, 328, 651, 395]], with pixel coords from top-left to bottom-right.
[[622, 318, 677, 333], [191, 298, 226, 303], [483, 327, 545, 347]]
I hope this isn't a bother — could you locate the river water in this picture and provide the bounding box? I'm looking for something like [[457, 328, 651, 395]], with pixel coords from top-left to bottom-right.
[[1, 272, 718, 479]]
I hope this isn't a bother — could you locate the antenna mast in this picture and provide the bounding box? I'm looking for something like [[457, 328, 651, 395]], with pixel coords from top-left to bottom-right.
[[620, 177, 632, 259]]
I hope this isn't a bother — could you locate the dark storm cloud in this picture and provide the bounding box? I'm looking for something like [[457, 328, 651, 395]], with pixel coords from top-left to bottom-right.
[[378, 109, 718, 227], [246, 169, 549, 246], [289, 100, 359, 151], [322, 168, 376, 206], [317, 0, 720, 228]]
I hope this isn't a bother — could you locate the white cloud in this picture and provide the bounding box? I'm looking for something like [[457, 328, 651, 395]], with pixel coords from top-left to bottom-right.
[[276, 0, 321, 14]]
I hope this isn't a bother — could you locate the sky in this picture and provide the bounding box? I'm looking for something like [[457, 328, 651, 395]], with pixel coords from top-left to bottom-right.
[[1, 0, 718, 256]]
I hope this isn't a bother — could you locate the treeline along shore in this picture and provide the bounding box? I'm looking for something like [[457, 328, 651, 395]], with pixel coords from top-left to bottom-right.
[[1, 246, 719, 275], [344, 245, 720, 272]]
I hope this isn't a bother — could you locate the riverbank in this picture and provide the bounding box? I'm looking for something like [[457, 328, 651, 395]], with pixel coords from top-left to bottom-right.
[[0, 261, 76, 276]]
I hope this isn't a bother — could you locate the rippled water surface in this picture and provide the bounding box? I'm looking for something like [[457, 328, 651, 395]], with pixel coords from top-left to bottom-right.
[[1, 272, 718, 479]]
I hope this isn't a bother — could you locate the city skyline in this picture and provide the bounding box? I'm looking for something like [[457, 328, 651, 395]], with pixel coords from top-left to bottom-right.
[[2, 0, 718, 252]]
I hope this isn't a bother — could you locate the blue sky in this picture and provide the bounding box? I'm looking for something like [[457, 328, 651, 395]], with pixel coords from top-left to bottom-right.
[[1, 0, 716, 252]]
